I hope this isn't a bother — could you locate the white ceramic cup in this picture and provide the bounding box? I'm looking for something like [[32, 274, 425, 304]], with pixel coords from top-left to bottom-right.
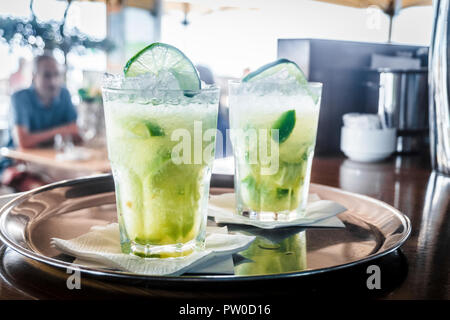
[[340, 126, 396, 162]]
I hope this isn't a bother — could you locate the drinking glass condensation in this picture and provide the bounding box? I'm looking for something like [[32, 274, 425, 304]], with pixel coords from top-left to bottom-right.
[[102, 77, 219, 258], [229, 80, 322, 220]]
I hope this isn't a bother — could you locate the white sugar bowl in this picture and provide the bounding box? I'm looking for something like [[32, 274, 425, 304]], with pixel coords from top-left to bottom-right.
[[340, 126, 397, 162]]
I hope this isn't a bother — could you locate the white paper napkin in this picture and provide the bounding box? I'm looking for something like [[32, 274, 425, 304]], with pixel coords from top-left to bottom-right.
[[51, 224, 255, 276], [208, 193, 346, 229]]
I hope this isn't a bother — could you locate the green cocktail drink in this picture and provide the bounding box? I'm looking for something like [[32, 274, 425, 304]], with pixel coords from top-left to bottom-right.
[[229, 59, 322, 220], [102, 43, 219, 257]]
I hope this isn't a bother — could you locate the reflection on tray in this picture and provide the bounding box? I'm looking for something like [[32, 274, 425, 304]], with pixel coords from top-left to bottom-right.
[[234, 231, 307, 276]]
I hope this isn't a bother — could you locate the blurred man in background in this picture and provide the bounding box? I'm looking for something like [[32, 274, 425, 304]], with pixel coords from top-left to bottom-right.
[[10, 54, 79, 148], [0, 54, 80, 191]]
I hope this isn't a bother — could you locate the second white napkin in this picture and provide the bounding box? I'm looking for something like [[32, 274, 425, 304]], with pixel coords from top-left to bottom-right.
[[208, 193, 347, 229]]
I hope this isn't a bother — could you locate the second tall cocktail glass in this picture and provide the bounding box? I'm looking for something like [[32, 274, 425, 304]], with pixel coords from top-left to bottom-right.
[[229, 78, 322, 221]]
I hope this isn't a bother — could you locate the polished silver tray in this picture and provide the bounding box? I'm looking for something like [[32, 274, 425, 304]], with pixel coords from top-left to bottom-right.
[[0, 174, 411, 282]]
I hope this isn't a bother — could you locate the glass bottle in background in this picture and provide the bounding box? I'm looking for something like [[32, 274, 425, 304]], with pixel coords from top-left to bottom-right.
[[429, 0, 450, 175]]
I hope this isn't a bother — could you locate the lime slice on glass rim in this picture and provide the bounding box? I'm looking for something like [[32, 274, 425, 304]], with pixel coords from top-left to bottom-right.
[[123, 42, 201, 91], [243, 58, 308, 86], [242, 58, 319, 104], [123, 42, 201, 135]]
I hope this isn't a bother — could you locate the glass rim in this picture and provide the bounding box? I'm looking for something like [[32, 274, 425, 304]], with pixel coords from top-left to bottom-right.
[[228, 79, 323, 88], [101, 84, 220, 94]]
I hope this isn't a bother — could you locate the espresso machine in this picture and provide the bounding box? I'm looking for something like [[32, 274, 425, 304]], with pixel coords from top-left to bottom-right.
[[368, 67, 429, 153]]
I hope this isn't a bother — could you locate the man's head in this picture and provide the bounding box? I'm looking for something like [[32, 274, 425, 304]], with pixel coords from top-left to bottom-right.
[[32, 55, 63, 102]]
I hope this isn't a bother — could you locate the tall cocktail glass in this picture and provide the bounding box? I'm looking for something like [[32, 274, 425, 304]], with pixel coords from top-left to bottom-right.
[[102, 79, 219, 258], [229, 80, 322, 220]]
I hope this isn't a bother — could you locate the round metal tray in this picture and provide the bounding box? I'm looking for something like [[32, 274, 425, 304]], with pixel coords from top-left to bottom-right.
[[0, 174, 410, 283]]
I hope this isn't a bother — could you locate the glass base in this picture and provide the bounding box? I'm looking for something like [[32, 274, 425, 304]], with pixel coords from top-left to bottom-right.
[[237, 207, 306, 222], [120, 239, 205, 258]]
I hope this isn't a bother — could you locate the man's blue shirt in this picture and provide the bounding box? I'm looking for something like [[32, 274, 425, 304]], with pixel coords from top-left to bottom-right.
[[10, 86, 77, 134]]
